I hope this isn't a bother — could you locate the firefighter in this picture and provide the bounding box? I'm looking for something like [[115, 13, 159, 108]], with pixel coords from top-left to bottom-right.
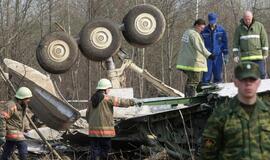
[[176, 19, 215, 97], [232, 10, 268, 79], [86, 78, 137, 160], [201, 13, 228, 84], [0, 87, 32, 160]]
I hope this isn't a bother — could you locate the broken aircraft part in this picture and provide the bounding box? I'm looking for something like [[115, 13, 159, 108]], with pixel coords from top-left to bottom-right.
[[3, 59, 270, 159], [30, 86, 81, 131], [4, 58, 59, 97], [4, 58, 81, 131], [3, 61, 269, 159], [25, 127, 63, 141]]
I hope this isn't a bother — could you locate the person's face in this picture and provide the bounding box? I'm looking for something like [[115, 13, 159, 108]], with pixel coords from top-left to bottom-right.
[[234, 78, 260, 99], [22, 98, 31, 107], [243, 14, 253, 27], [105, 88, 111, 94], [195, 24, 206, 33]]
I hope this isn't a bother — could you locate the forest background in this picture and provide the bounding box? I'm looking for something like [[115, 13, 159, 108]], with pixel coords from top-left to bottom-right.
[[0, 0, 269, 109]]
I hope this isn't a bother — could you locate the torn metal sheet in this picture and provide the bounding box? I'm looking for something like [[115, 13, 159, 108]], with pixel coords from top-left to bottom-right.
[[109, 88, 134, 98], [31, 86, 81, 130], [72, 117, 88, 129], [25, 127, 63, 141], [3, 58, 58, 97], [4, 58, 81, 131], [26, 139, 49, 154]]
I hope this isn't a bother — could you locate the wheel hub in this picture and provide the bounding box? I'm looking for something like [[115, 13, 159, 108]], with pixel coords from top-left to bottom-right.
[[90, 27, 112, 50], [135, 13, 156, 35], [48, 40, 70, 62]]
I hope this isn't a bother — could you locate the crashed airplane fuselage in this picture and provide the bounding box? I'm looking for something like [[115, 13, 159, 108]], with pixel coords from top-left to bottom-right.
[[3, 58, 270, 159]]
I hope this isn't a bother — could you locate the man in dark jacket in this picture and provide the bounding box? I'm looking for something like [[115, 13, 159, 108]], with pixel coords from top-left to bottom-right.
[[201, 13, 228, 84], [0, 87, 32, 160], [86, 78, 137, 160]]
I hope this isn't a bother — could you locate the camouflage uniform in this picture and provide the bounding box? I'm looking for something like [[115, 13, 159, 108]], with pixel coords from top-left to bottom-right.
[[201, 97, 270, 159]]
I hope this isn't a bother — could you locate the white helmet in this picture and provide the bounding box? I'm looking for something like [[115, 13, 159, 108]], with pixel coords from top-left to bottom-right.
[[15, 87, 32, 99], [96, 78, 112, 90]]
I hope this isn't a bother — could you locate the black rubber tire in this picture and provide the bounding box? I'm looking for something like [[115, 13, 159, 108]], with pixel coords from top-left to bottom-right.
[[122, 4, 166, 47], [79, 19, 121, 61], [36, 32, 78, 74]]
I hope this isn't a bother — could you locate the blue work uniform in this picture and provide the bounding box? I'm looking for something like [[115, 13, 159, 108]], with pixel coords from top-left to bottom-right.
[[201, 24, 228, 84]]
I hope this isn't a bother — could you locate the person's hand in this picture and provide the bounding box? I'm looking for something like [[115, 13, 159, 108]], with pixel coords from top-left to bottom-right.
[[223, 54, 229, 64], [0, 136, 6, 146], [263, 56, 268, 59], [233, 56, 239, 63], [134, 99, 143, 107], [208, 54, 215, 60]]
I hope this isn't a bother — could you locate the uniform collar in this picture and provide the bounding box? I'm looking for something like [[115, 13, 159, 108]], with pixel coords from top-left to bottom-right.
[[209, 24, 217, 30], [230, 96, 268, 120], [240, 18, 255, 29], [204, 24, 217, 32]]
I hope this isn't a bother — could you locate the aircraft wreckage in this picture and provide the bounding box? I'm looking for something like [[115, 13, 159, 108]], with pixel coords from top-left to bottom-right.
[[1, 4, 270, 160], [2, 58, 270, 160]]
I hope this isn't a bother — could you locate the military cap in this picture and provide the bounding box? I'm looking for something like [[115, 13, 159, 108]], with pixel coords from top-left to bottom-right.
[[234, 61, 260, 80]]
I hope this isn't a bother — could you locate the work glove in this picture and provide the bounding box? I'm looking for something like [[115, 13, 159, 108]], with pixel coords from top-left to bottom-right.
[[223, 54, 229, 64], [0, 136, 6, 146], [134, 99, 143, 107], [208, 54, 215, 60], [233, 56, 239, 63]]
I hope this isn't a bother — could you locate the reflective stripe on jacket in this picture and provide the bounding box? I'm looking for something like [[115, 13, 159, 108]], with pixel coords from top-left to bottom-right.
[[233, 19, 269, 60], [6, 130, 24, 139], [0, 99, 30, 141], [176, 28, 211, 72], [86, 94, 135, 138]]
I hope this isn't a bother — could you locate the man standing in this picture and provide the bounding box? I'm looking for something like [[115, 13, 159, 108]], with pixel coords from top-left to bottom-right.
[[232, 11, 268, 79], [0, 87, 32, 160], [86, 78, 137, 160], [201, 61, 270, 159], [176, 19, 214, 97], [201, 13, 228, 84]]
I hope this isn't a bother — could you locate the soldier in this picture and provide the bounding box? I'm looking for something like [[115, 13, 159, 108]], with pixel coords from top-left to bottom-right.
[[176, 19, 215, 97], [0, 87, 32, 160], [86, 78, 138, 160], [232, 11, 268, 79], [201, 61, 270, 159]]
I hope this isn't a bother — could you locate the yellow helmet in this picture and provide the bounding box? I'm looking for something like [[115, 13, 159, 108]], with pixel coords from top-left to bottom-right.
[[96, 78, 112, 90], [15, 87, 32, 99]]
